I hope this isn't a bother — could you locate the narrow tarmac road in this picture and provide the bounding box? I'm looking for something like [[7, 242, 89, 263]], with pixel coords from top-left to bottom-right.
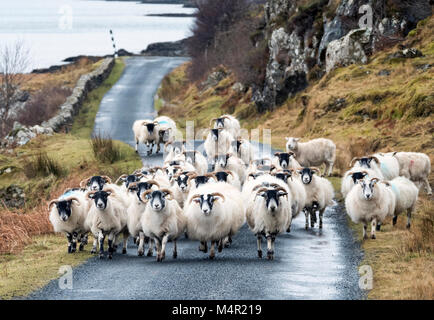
[[27, 57, 364, 300]]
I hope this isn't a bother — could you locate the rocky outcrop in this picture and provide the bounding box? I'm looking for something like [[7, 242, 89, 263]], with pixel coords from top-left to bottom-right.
[[251, 0, 432, 112], [141, 38, 190, 57], [2, 122, 53, 147], [41, 58, 114, 133], [0, 184, 25, 208]]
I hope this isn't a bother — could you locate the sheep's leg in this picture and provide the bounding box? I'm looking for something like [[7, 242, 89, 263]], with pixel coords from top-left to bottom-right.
[[371, 219, 377, 239], [257, 235, 262, 258], [199, 241, 208, 253], [392, 215, 398, 226], [138, 232, 145, 256], [327, 161, 334, 176], [98, 231, 105, 259], [266, 234, 274, 260], [154, 237, 162, 262], [135, 138, 139, 153], [107, 232, 116, 259], [66, 233, 72, 254], [159, 234, 169, 262], [217, 239, 223, 252], [91, 235, 98, 254], [122, 231, 128, 254], [363, 224, 368, 240], [423, 177, 432, 195], [209, 241, 216, 260], [376, 222, 382, 231], [310, 211, 316, 228], [406, 207, 413, 229], [147, 237, 154, 256], [71, 232, 78, 253], [79, 233, 88, 251], [173, 240, 177, 259], [304, 208, 309, 230], [318, 209, 323, 229]]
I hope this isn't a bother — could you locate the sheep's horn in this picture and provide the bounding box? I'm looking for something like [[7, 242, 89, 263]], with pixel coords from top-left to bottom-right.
[[220, 115, 231, 120], [146, 180, 160, 188], [311, 167, 321, 174], [370, 177, 380, 184], [79, 177, 92, 189], [85, 190, 96, 199], [349, 157, 362, 167], [225, 170, 234, 177], [103, 187, 116, 195], [115, 174, 128, 184], [269, 165, 277, 173], [64, 197, 81, 206], [255, 187, 269, 194], [189, 194, 201, 204], [211, 192, 225, 202], [287, 151, 295, 157], [101, 175, 112, 184], [209, 118, 218, 126], [128, 182, 139, 191], [370, 156, 380, 164], [153, 121, 159, 125], [48, 200, 58, 210], [274, 152, 281, 156], [159, 188, 173, 200], [139, 190, 153, 202], [205, 173, 217, 179]]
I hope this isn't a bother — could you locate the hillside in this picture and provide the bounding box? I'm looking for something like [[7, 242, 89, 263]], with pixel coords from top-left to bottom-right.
[[155, 3, 434, 299]]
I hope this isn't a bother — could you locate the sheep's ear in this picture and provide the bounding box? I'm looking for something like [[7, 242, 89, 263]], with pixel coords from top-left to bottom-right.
[[285, 137, 289, 141], [193, 198, 201, 204], [106, 191, 112, 196], [294, 138, 300, 141], [278, 191, 288, 197], [88, 193, 95, 199]]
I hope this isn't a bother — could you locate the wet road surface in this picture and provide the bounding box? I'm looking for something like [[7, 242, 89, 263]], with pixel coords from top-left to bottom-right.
[[27, 57, 364, 300]]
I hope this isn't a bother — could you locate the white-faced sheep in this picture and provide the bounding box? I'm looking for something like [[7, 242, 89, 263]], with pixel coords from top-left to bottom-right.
[[285, 137, 336, 176], [214, 153, 246, 183], [246, 183, 291, 260], [184, 183, 245, 259], [211, 114, 241, 140], [298, 167, 334, 230], [345, 178, 396, 239], [392, 151, 432, 195], [49, 189, 90, 253], [85, 188, 128, 259], [204, 128, 234, 164], [155, 116, 177, 153], [140, 188, 186, 262], [132, 119, 159, 155]]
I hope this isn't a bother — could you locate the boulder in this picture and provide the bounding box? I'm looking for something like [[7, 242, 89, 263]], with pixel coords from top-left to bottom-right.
[[0, 185, 26, 208]]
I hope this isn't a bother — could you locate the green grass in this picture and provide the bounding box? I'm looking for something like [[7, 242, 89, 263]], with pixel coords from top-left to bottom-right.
[[71, 59, 126, 138]]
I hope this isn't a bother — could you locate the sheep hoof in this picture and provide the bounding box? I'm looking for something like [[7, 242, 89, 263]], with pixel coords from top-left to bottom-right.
[[138, 251, 144, 256], [319, 224, 323, 229], [99, 253, 104, 259], [135, 150, 138, 154], [108, 254, 113, 260], [228, 236, 232, 244], [147, 250, 153, 257], [91, 248, 97, 254], [286, 227, 291, 233], [305, 225, 308, 230], [173, 252, 177, 259], [184, 232, 189, 239], [258, 250, 262, 259], [122, 248, 127, 254], [223, 242, 229, 249], [267, 252, 274, 260], [371, 234, 376, 240], [209, 254, 215, 260]]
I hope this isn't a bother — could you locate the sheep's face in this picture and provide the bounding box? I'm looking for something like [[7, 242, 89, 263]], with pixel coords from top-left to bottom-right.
[[215, 154, 229, 168], [193, 176, 210, 189], [211, 129, 219, 141], [351, 171, 368, 185], [159, 129, 171, 142], [193, 194, 221, 216], [259, 189, 288, 213], [275, 172, 289, 183], [275, 153, 291, 169], [360, 180, 377, 201], [176, 174, 189, 192], [215, 118, 225, 129], [145, 123, 156, 134], [56, 200, 73, 221], [120, 174, 140, 188], [166, 165, 180, 181], [285, 137, 299, 151], [88, 191, 111, 210], [357, 157, 374, 169], [215, 171, 229, 182], [133, 182, 155, 201], [88, 176, 106, 191], [299, 168, 314, 184], [149, 190, 169, 212]]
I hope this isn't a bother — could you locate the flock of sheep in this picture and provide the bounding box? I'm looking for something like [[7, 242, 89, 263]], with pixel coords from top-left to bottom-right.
[[48, 114, 432, 261]]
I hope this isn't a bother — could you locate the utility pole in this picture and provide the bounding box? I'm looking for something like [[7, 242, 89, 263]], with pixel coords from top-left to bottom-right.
[[109, 29, 118, 58]]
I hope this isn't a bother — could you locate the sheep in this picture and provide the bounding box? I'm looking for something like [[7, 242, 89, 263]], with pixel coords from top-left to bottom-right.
[[154, 116, 177, 153], [49, 189, 90, 253], [373, 153, 400, 180], [163, 161, 196, 182], [185, 183, 245, 259], [392, 151, 432, 195], [80, 175, 130, 208], [345, 178, 396, 240], [173, 150, 208, 175], [272, 152, 301, 171], [245, 158, 271, 179], [349, 156, 384, 180], [385, 177, 419, 229], [214, 170, 241, 190], [172, 171, 195, 208], [341, 168, 383, 198], [85, 188, 128, 259], [271, 169, 307, 229], [140, 188, 186, 262], [285, 137, 336, 176], [298, 167, 334, 230], [204, 128, 234, 164], [214, 153, 246, 183], [187, 173, 217, 191], [132, 119, 160, 155], [233, 138, 255, 165], [246, 183, 291, 260], [211, 114, 241, 140], [125, 181, 160, 256]]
